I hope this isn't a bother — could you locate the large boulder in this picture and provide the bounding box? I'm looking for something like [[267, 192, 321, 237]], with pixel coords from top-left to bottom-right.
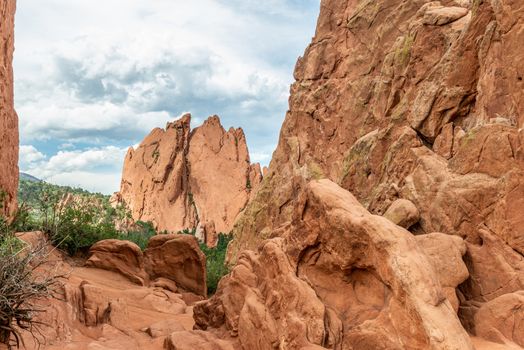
[[474, 292, 524, 348], [195, 180, 473, 349], [86, 235, 207, 299], [384, 198, 420, 229], [144, 234, 207, 297], [0, 0, 18, 219], [415, 233, 469, 312], [86, 239, 148, 286]]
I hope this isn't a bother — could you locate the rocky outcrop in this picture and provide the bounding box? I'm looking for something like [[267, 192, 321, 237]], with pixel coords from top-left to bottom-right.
[[86, 234, 207, 297], [115, 114, 262, 242], [86, 239, 149, 286], [195, 180, 473, 349], [0, 0, 18, 219], [474, 291, 524, 348], [228, 0, 524, 340], [15, 232, 234, 350], [415, 233, 469, 312], [384, 198, 420, 229], [144, 234, 207, 297]]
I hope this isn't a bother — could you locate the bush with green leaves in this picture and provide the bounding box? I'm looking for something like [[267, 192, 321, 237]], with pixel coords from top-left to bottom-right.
[[201, 233, 233, 295], [118, 221, 157, 250], [17, 178, 158, 256], [51, 205, 120, 256]]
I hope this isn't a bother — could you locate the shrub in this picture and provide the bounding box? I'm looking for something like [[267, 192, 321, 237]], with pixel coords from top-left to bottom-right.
[[50, 205, 119, 256], [0, 235, 62, 349], [202, 233, 232, 295], [118, 221, 156, 250]]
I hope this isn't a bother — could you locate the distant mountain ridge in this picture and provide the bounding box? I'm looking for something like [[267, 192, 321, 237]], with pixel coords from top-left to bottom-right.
[[19, 172, 42, 183]]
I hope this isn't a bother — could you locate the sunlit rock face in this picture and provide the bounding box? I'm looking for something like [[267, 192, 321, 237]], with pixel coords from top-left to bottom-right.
[[223, 0, 524, 347], [0, 0, 19, 220], [115, 114, 262, 241], [196, 180, 474, 350]]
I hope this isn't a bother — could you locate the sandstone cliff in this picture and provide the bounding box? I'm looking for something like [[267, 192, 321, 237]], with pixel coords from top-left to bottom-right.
[[0, 0, 19, 219], [224, 0, 524, 346], [115, 114, 262, 243]]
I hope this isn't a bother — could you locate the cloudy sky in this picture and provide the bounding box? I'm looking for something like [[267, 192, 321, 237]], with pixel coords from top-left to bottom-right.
[[14, 0, 319, 194]]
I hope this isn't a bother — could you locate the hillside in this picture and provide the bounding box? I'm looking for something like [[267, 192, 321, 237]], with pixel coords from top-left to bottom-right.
[[19, 173, 41, 183], [18, 177, 105, 208]]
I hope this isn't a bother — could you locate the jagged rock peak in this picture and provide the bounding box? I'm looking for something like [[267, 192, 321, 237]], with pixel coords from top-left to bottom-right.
[[114, 113, 263, 244]]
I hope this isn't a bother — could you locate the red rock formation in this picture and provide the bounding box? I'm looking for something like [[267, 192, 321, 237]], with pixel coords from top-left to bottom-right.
[[14, 232, 234, 350], [0, 0, 19, 219], [195, 180, 473, 349], [115, 114, 262, 242], [86, 239, 149, 286], [87, 234, 208, 297], [227, 0, 524, 342], [474, 291, 524, 348], [144, 234, 207, 297]]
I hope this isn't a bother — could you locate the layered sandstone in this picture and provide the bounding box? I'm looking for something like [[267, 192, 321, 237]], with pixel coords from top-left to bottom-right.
[[115, 114, 262, 243], [0, 0, 19, 219], [228, 0, 524, 344]]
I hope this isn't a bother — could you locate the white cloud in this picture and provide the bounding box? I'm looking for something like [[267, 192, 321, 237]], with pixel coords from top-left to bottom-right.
[[14, 0, 319, 193], [46, 171, 122, 195], [20, 145, 127, 194], [250, 152, 272, 164], [19, 145, 46, 170]]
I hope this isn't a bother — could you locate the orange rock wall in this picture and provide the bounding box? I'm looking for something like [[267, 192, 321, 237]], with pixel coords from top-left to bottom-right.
[[228, 0, 524, 341], [230, 0, 524, 271], [0, 0, 19, 219]]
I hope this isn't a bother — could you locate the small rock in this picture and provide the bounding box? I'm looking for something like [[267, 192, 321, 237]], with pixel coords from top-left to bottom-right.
[[384, 199, 420, 229]]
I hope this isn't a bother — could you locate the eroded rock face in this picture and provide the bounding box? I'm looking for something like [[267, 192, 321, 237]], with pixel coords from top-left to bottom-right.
[[86, 239, 148, 286], [16, 232, 235, 350], [196, 180, 473, 349], [144, 234, 207, 297], [474, 292, 524, 348], [86, 234, 207, 297], [228, 0, 524, 338], [415, 233, 469, 312], [384, 198, 420, 229], [115, 114, 262, 239], [0, 0, 19, 219]]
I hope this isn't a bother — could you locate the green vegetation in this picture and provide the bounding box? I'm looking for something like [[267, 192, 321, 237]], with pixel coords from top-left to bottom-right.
[[180, 228, 232, 295], [201, 233, 232, 295], [395, 33, 415, 65], [119, 221, 157, 250], [16, 178, 156, 256]]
